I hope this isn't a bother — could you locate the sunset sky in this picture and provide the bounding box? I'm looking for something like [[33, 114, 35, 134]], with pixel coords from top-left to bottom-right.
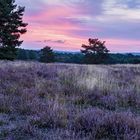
[[17, 0, 140, 52]]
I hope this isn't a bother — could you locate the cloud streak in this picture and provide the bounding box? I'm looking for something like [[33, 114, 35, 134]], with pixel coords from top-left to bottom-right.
[[36, 39, 66, 44], [17, 0, 140, 52]]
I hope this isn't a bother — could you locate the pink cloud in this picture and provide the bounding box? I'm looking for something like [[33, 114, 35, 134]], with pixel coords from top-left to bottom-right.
[[19, 1, 140, 52]]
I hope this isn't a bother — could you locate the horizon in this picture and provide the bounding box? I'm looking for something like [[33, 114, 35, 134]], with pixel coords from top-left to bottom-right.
[[17, 0, 140, 52], [20, 46, 140, 53]]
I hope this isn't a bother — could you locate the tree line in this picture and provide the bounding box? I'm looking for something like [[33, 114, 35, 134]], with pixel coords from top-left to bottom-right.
[[16, 47, 140, 64], [0, 0, 140, 64]]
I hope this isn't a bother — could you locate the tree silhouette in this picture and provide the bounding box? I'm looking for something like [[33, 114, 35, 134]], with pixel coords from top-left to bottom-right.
[[81, 38, 110, 64], [0, 0, 28, 60], [40, 46, 55, 63]]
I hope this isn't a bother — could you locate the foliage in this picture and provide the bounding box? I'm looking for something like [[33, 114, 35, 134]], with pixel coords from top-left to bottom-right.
[[16, 49, 29, 60], [16, 49, 39, 61], [39, 46, 55, 63], [28, 50, 38, 60], [81, 38, 110, 64], [55, 52, 84, 63], [0, 0, 27, 60], [16, 49, 140, 64], [110, 53, 140, 64]]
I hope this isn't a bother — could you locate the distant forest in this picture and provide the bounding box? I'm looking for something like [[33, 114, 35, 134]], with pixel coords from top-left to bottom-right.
[[16, 48, 140, 64]]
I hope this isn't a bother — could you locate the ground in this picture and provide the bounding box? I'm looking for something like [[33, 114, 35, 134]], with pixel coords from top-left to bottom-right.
[[0, 61, 140, 140]]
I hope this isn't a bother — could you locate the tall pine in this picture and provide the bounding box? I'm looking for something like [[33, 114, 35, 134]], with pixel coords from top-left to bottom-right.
[[0, 0, 27, 60]]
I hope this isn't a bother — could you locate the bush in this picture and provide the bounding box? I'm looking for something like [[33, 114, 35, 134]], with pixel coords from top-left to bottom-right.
[[73, 108, 140, 139]]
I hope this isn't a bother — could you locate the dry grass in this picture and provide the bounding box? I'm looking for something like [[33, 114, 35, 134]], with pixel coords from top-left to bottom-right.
[[0, 61, 140, 139]]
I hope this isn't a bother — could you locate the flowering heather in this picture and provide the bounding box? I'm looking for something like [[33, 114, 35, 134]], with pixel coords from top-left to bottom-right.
[[0, 61, 140, 139]]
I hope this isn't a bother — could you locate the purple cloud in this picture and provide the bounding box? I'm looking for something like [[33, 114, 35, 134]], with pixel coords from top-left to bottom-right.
[[16, 0, 140, 52]]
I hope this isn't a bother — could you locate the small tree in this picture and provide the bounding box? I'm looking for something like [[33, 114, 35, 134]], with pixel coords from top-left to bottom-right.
[[0, 0, 28, 60], [81, 38, 110, 64], [40, 46, 55, 63]]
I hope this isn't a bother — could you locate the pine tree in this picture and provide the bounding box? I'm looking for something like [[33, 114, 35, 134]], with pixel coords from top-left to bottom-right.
[[40, 46, 55, 63], [81, 38, 110, 64], [0, 0, 27, 60]]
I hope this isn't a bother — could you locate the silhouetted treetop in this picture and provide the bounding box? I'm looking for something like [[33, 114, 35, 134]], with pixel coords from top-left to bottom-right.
[[81, 38, 109, 54], [81, 38, 110, 64], [40, 46, 55, 63]]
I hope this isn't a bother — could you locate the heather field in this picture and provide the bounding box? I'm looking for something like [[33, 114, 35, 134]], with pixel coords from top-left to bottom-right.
[[0, 61, 140, 140]]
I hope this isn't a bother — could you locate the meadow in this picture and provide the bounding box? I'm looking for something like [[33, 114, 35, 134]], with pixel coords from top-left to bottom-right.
[[0, 61, 140, 140]]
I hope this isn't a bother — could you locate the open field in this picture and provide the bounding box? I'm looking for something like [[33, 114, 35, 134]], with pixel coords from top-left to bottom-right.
[[0, 61, 140, 140]]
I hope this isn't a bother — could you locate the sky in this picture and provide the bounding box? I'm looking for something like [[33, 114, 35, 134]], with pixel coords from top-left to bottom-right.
[[16, 0, 140, 52]]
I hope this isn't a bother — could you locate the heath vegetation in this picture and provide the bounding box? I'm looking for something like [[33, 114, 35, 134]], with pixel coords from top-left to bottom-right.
[[0, 61, 139, 139]]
